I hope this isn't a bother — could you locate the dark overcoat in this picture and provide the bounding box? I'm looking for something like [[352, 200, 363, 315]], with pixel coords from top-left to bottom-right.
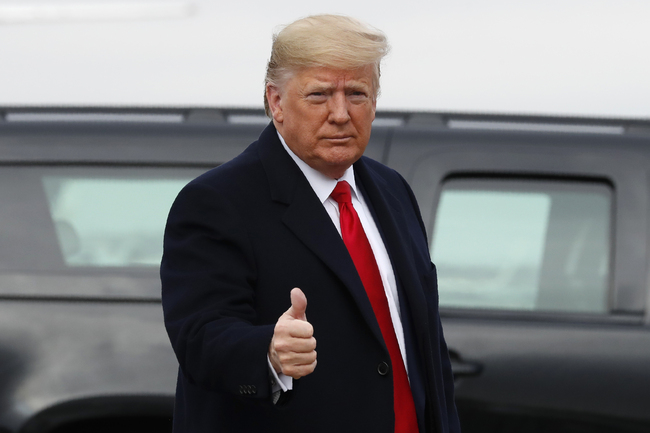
[[161, 123, 460, 433]]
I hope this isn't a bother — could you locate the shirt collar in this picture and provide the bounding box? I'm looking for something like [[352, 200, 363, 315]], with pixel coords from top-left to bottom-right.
[[277, 131, 359, 203]]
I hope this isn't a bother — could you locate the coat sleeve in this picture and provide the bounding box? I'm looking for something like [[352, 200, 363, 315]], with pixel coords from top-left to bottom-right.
[[160, 180, 274, 399]]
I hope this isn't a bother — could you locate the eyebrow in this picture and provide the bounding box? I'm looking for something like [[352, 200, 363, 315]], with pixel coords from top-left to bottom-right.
[[304, 83, 336, 93], [346, 83, 370, 92], [304, 81, 371, 93]]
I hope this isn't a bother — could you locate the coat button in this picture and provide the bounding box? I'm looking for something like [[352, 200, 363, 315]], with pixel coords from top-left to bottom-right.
[[377, 362, 390, 376]]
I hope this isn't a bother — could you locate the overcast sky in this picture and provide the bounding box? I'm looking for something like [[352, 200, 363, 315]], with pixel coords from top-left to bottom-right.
[[0, 0, 648, 118]]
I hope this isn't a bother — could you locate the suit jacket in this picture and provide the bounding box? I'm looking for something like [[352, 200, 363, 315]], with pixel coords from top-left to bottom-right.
[[161, 123, 460, 433]]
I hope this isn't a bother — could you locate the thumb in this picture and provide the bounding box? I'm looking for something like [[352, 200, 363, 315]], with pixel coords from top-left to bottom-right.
[[286, 287, 307, 321]]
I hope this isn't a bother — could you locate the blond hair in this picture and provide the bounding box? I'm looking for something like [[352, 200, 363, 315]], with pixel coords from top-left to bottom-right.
[[264, 14, 390, 116]]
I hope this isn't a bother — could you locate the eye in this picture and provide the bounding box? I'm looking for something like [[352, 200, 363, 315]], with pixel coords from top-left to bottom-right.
[[306, 92, 328, 102], [348, 90, 369, 102]]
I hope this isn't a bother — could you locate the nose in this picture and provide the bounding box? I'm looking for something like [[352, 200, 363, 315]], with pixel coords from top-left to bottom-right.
[[327, 92, 350, 124]]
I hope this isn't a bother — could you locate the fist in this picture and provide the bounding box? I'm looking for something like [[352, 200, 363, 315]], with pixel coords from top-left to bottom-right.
[[268, 288, 317, 379]]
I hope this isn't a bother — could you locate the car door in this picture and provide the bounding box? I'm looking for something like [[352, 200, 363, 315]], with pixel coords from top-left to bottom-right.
[[387, 125, 650, 433]]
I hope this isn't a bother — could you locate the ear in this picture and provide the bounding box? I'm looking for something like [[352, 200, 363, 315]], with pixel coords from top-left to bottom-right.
[[266, 84, 284, 124]]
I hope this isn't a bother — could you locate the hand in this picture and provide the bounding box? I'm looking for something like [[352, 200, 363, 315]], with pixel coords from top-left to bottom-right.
[[268, 288, 317, 379]]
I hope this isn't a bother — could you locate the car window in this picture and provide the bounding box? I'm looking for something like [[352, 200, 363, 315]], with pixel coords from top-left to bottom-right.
[[431, 178, 611, 313], [42, 175, 192, 267], [0, 166, 207, 273]]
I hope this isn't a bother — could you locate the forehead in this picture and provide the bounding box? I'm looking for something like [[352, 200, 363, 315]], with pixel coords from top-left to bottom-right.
[[291, 66, 375, 89]]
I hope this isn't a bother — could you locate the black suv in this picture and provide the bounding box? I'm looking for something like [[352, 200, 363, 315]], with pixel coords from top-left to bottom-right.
[[1, 107, 649, 433]]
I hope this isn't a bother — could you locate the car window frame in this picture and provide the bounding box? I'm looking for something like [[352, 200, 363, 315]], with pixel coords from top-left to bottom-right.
[[430, 174, 615, 315], [389, 130, 649, 321], [0, 161, 216, 301]]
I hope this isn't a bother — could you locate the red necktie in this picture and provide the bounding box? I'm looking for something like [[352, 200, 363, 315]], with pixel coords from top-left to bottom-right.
[[330, 181, 418, 433]]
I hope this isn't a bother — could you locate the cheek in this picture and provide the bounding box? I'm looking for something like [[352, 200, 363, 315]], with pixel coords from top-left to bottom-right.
[[355, 120, 373, 142], [352, 107, 375, 130]]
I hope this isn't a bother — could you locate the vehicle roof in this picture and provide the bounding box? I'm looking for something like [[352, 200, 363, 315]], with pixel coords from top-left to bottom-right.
[[1, 106, 650, 165]]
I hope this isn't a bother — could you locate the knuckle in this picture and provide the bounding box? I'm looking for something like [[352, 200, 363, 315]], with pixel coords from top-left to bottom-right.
[[278, 352, 292, 363], [291, 321, 307, 334], [274, 321, 290, 335], [274, 340, 290, 352], [282, 365, 298, 378]]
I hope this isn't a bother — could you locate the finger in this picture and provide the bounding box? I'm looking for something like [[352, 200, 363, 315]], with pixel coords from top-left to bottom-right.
[[282, 336, 316, 353], [286, 287, 307, 321], [277, 349, 317, 366], [284, 359, 318, 380], [288, 321, 313, 339], [272, 331, 315, 355], [274, 316, 313, 339]]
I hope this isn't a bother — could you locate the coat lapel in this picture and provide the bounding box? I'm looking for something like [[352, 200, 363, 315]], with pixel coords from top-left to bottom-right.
[[256, 124, 385, 347], [354, 159, 433, 351], [354, 159, 439, 430]]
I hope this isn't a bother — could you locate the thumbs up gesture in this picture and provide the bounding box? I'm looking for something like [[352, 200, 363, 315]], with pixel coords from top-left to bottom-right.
[[268, 288, 317, 379]]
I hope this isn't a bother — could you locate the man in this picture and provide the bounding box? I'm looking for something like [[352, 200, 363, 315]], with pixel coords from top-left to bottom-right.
[[161, 14, 460, 433]]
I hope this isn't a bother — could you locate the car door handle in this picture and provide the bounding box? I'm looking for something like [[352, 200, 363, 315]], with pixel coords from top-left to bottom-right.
[[450, 359, 482, 378], [448, 350, 483, 379]]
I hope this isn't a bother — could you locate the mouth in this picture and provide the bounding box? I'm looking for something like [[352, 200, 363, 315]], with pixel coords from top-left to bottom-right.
[[324, 135, 352, 143]]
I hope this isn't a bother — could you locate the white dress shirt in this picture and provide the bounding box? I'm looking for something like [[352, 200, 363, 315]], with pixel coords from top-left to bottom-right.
[[268, 132, 408, 394]]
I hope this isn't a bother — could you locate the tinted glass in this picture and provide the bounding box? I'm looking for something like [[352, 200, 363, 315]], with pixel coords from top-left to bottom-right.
[[431, 179, 611, 313], [43, 176, 190, 267], [0, 165, 208, 297]]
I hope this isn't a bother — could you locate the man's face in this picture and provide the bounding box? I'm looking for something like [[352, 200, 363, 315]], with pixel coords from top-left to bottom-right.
[[267, 66, 377, 179]]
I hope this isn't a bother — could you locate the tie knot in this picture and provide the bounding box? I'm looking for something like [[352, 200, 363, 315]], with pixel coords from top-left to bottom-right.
[[331, 181, 352, 204]]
